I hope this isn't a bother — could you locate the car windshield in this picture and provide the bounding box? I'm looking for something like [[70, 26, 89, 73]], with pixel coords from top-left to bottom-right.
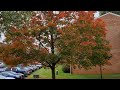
[[8, 71, 17, 74], [0, 75, 5, 78], [0, 68, 5, 70], [2, 72, 13, 75], [16, 67, 21, 70], [7, 72, 13, 74], [24, 67, 28, 69]]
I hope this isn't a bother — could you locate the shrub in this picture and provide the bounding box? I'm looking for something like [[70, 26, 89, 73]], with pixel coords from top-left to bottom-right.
[[62, 64, 70, 73]]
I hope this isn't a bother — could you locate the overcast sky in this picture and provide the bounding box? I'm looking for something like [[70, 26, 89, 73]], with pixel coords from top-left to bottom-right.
[[0, 33, 5, 42], [0, 11, 100, 42], [94, 11, 100, 17]]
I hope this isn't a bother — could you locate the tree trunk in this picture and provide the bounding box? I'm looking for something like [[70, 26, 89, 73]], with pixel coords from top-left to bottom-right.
[[51, 65, 55, 79], [99, 64, 103, 79], [50, 34, 55, 79], [51, 34, 54, 54], [70, 64, 72, 75]]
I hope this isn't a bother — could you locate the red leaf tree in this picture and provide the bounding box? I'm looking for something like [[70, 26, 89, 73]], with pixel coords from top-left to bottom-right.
[[0, 11, 112, 79], [59, 11, 112, 79]]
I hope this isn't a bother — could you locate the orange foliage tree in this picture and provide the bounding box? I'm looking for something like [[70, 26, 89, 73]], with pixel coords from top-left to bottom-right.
[[59, 11, 112, 79], [0, 11, 112, 79]]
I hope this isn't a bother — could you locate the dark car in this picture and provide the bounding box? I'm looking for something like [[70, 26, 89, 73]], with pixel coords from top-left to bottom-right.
[[11, 67, 28, 77], [5, 67, 12, 71]]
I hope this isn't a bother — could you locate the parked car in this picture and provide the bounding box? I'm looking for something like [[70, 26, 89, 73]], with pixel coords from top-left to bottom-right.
[[0, 67, 6, 72], [11, 67, 28, 77], [21, 67, 32, 74], [5, 77, 15, 79], [0, 75, 5, 79], [7, 71, 24, 79], [17, 64, 23, 67], [0, 62, 5, 68], [4, 67, 24, 78], [31, 65, 38, 71], [26, 66, 34, 72], [0, 71, 22, 79], [0, 75, 15, 79], [28, 65, 36, 71], [36, 63, 42, 69], [5, 67, 12, 71]]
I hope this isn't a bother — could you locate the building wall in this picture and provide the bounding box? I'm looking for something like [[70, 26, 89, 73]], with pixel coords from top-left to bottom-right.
[[72, 13, 120, 74]]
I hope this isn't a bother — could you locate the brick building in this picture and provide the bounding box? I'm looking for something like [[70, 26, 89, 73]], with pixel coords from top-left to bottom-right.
[[72, 12, 120, 74]]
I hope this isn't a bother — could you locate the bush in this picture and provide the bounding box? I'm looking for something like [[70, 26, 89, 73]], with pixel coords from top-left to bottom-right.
[[62, 64, 70, 73]]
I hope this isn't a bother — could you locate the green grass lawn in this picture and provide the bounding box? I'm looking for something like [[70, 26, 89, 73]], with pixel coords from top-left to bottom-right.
[[26, 65, 120, 79]]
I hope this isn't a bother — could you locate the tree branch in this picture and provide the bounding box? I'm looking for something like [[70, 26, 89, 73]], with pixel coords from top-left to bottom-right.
[[54, 58, 61, 65], [42, 62, 50, 67], [37, 38, 48, 51], [46, 61, 52, 67]]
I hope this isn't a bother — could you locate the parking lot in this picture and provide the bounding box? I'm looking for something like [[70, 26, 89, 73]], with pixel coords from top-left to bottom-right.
[[0, 62, 42, 79]]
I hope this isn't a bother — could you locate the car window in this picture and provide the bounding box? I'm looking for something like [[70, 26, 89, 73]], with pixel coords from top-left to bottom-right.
[[6, 68, 11, 71], [1, 73, 7, 76], [6, 72, 13, 75], [12, 68, 16, 71], [10, 71, 16, 74], [17, 67, 21, 70]]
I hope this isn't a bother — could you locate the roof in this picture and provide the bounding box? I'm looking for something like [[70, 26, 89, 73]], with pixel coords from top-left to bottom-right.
[[98, 12, 120, 18]]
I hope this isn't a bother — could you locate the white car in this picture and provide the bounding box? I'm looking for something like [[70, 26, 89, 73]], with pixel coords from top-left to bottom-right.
[[36, 63, 42, 69], [5, 77, 15, 79], [0, 62, 5, 68], [0, 75, 15, 79], [0, 67, 6, 72], [0, 75, 5, 79]]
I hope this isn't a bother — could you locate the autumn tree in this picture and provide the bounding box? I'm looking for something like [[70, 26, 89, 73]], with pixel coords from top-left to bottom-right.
[[27, 11, 75, 79], [59, 11, 112, 79], [0, 26, 41, 66], [0, 11, 74, 79], [0, 11, 112, 79]]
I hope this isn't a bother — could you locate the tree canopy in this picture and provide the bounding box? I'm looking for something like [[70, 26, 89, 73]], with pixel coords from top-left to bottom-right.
[[0, 11, 112, 79], [0, 11, 33, 35], [59, 11, 112, 69]]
